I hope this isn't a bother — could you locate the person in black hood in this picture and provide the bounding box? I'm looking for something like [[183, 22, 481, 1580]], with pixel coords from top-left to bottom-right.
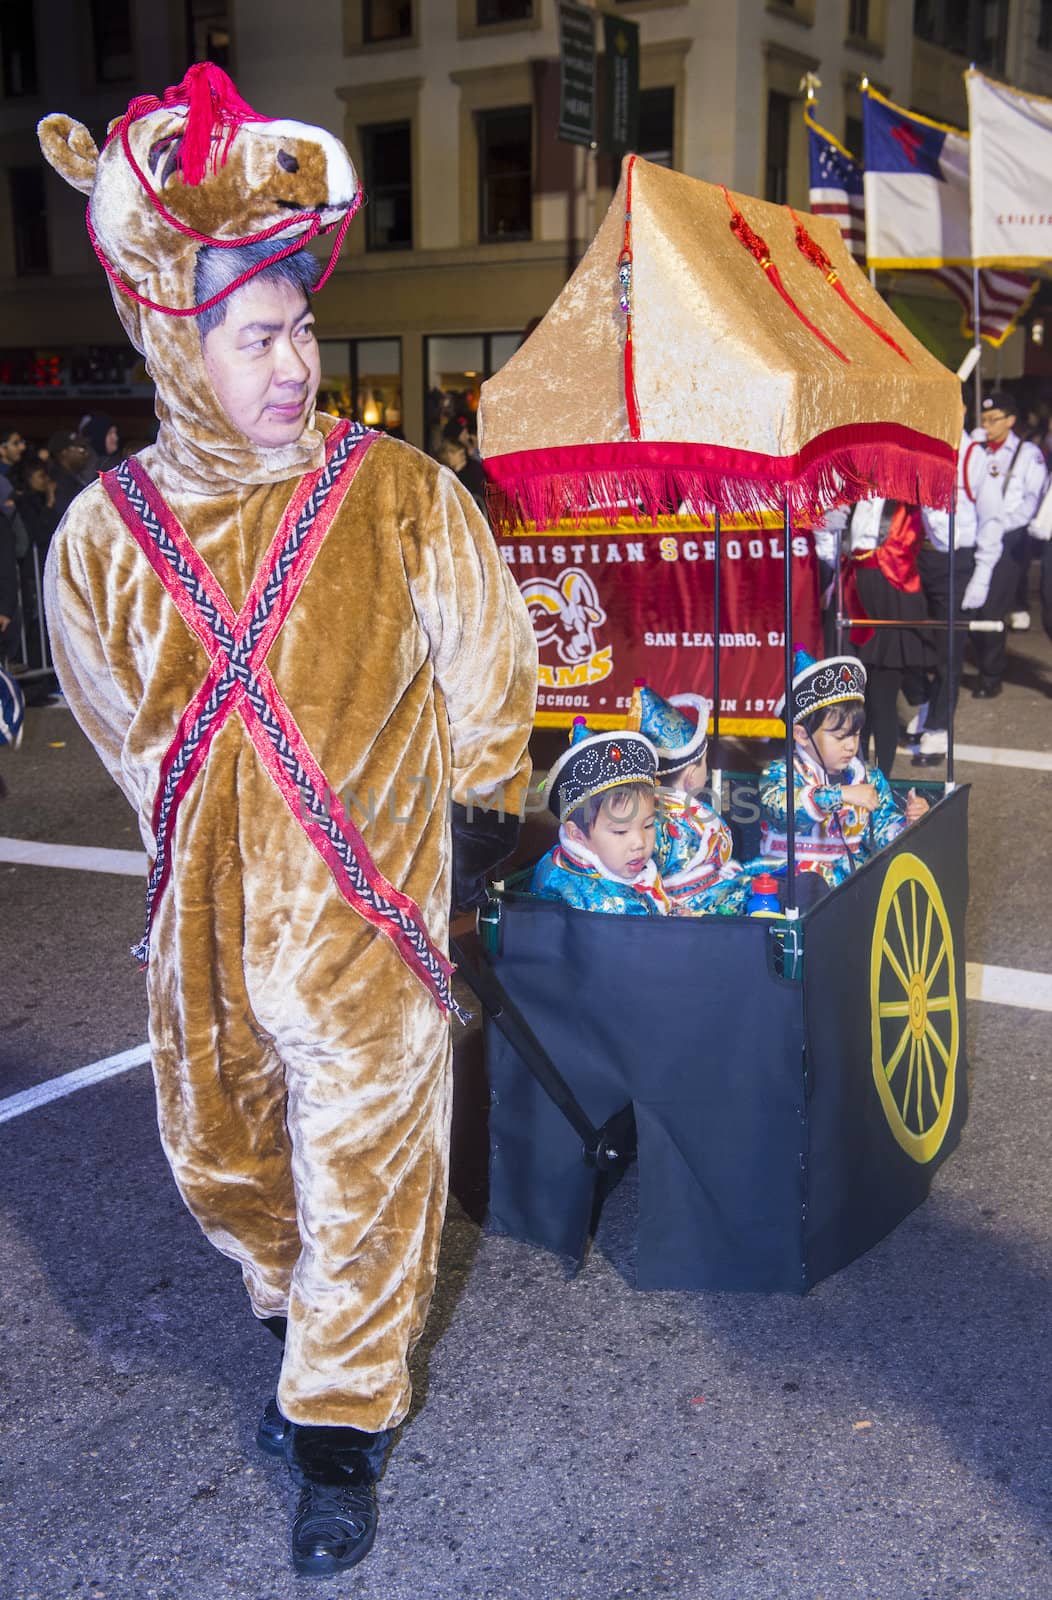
[[78, 413, 122, 475]]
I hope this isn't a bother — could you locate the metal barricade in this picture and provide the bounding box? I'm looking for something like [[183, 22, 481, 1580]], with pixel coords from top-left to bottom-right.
[[5, 543, 54, 683]]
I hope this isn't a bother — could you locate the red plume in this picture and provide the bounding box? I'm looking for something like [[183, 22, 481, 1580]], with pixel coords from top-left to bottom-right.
[[160, 63, 267, 186]]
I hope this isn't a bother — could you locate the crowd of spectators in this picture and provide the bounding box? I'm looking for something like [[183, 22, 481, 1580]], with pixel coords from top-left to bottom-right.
[[0, 413, 129, 702]]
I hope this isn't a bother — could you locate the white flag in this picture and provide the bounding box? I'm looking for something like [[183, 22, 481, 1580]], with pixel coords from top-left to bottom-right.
[[968, 70, 1052, 267]]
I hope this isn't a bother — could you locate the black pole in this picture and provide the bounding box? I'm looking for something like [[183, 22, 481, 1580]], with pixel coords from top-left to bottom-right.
[[783, 494, 796, 911], [946, 495, 957, 790], [711, 509, 721, 778]]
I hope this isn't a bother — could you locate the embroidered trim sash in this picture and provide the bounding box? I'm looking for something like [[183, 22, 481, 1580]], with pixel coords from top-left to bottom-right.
[[102, 420, 463, 1020]]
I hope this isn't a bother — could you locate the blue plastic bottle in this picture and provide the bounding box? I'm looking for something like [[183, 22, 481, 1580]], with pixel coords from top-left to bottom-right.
[[746, 872, 781, 916]]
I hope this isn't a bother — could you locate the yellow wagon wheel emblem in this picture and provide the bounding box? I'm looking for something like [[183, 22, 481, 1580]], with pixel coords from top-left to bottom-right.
[[869, 853, 958, 1163]]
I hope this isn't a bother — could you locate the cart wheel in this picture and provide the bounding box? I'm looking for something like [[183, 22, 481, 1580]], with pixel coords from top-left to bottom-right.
[[869, 852, 958, 1164]]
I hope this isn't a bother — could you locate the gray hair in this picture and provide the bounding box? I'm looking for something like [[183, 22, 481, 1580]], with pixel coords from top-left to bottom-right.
[[193, 241, 318, 336]]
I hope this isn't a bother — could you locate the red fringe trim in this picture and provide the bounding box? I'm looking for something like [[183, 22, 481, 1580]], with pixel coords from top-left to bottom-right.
[[483, 428, 957, 533]]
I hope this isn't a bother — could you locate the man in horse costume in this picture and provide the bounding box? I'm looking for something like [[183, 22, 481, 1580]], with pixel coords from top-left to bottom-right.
[[39, 65, 536, 1578]]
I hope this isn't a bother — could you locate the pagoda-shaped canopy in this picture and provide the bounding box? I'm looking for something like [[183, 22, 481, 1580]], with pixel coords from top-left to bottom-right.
[[479, 156, 960, 531]]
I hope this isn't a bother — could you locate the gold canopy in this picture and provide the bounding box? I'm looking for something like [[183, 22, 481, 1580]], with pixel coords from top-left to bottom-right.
[[479, 156, 961, 531]]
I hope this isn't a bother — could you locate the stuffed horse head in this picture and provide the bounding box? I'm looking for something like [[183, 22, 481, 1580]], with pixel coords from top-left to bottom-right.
[[37, 65, 360, 485]]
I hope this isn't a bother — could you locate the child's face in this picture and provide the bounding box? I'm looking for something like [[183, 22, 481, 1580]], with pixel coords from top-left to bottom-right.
[[567, 786, 657, 879], [796, 713, 860, 776]]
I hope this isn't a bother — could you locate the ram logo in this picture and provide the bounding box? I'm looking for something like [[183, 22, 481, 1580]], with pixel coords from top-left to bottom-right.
[[521, 569, 607, 667]]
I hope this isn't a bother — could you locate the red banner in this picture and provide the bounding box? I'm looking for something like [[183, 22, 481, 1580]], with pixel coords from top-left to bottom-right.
[[498, 517, 820, 735]]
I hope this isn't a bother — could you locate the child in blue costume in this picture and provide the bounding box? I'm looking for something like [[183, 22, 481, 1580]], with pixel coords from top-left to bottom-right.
[[626, 681, 741, 913], [531, 716, 671, 914], [709, 649, 929, 911]]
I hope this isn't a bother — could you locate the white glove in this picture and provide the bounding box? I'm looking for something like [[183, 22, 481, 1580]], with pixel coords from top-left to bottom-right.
[[962, 564, 992, 610]]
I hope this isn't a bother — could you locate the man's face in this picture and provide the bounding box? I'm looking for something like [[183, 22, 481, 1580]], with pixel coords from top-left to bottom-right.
[[982, 405, 1015, 446], [0, 432, 25, 466], [201, 277, 320, 449], [566, 786, 657, 880], [58, 440, 89, 474]]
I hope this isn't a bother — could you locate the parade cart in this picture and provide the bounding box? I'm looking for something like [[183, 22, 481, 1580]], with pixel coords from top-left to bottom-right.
[[460, 156, 970, 1293]]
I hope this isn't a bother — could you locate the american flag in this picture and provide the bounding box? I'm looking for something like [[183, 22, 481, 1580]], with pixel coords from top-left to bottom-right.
[[807, 105, 1038, 346], [931, 265, 1039, 348], [806, 110, 865, 262]]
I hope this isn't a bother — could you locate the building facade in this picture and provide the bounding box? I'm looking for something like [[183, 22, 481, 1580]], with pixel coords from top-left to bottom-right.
[[2, 0, 1051, 444]]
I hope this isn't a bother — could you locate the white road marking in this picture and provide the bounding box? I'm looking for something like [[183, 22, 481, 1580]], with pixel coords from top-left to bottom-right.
[[0, 838, 147, 875], [0, 1044, 151, 1126], [0, 962, 1049, 1127], [965, 962, 1052, 1011], [897, 742, 1052, 771]]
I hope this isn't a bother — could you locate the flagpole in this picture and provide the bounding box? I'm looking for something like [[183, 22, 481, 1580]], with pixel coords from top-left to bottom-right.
[[968, 62, 983, 428], [972, 265, 983, 425]]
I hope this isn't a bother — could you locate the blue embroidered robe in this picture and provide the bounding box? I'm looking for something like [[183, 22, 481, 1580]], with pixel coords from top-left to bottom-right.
[[531, 839, 671, 915]]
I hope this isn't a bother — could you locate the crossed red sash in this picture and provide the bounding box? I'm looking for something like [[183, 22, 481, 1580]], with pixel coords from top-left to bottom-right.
[[102, 420, 463, 1019]]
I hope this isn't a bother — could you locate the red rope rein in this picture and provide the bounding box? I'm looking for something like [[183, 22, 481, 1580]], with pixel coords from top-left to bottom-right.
[[88, 65, 359, 317]]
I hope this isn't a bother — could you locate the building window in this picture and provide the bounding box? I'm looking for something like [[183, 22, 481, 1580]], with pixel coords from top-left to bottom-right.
[[913, 0, 1007, 71], [638, 87, 675, 168], [847, 0, 869, 36], [425, 333, 521, 455], [317, 337, 403, 434], [187, 1, 231, 68], [844, 115, 863, 161], [90, 0, 133, 83], [10, 166, 49, 275], [362, 122, 412, 250], [477, 0, 533, 20], [478, 107, 532, 242], [0, 1, 38, 97], [765, 90, 791, 204], [363, 0, 412, 42]]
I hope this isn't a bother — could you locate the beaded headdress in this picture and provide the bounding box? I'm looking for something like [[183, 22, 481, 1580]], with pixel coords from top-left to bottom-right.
[[777, 648, 867, 726], [545, 716, 657, 821]]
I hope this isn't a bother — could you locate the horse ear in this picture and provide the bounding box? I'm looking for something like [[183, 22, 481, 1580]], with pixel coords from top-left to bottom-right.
[[37, 114, 99, 195]]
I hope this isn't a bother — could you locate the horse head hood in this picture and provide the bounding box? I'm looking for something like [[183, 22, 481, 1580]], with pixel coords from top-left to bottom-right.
[[38, 65, 360, 489]]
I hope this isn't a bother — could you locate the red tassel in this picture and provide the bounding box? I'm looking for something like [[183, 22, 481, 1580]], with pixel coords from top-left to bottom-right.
[[619, 155, 643, 441], [764, 260, 849, 363], [829, 277, 910, 362], [789, 211, 910, 362], [159, 63, 267, 186], [720, 188, 849, 364], [624, 328, 642, 441]]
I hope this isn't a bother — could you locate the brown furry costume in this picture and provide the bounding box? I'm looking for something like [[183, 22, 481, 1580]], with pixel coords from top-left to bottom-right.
[[39, 80, 536, 1431]]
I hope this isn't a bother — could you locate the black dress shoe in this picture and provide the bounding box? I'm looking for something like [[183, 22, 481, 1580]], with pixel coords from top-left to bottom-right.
[[972, 682, 1003, 699], [288, 1423, 391, 1578], [291, 1474, 378, 1576], [256, 1397, 291, 1457]]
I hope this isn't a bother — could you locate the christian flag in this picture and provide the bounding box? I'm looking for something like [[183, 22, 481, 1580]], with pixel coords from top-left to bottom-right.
[[863, 87, 972, 268], [806, 108, 865, 262], [967, 69, 1052, 267]]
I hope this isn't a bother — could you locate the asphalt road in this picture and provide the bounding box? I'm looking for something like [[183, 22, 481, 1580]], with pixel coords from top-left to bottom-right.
[[1, 617, 1051, 1600]]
